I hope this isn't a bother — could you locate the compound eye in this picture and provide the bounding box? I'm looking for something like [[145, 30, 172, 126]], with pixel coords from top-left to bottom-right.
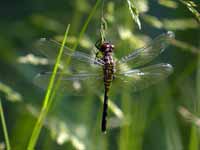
[[101, 43, 108, 51]]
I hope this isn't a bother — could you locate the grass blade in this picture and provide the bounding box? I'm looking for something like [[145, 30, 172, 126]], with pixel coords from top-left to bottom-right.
[[47, 0, 102, 114], [27, 1, 102, 144], [0, 98, 11, 150], [72, 0, 101, 50], [126, 0, 141, 29], [27, 24, 70, 150], [188, 54, 200, 150], [189, 126, 199, 150], [179, 0, 200, 23]]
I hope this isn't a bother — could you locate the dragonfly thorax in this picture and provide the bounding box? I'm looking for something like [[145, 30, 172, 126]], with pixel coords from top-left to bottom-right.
[[100, 42, 115, 53]]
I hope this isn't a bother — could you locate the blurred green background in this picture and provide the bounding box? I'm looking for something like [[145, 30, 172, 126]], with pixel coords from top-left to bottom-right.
[[0, 0, 200, 150]]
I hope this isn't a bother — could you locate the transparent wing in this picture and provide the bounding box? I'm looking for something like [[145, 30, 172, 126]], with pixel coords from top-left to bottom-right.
[[34, 71, 104, 94], [118, 31, 175, 68], [33, 38, 105, 94], [34, 38, 104, 66], [114, 63, 173, 92]]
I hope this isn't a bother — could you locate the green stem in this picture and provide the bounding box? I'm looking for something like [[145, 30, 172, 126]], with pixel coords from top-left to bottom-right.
[[0, 99, 11, 150], [27, 24, 70, 150], [47, 0, 102, 114], [28, 0, 101, 148], [72, 0, 101, 50]]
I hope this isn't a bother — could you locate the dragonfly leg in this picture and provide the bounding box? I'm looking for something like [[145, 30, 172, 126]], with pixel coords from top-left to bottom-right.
[[95, 39, 102, 50]]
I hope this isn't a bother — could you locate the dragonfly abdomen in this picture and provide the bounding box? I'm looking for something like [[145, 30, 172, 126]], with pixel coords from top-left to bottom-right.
[[102, 67, 114, 133], [101, 52, 115, 133], [103, 60, 115, 90]]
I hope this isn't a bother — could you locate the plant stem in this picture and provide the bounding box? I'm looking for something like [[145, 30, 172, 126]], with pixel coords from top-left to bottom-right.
[[27, 24, 70, 150], [47, 0, 102, 115], [0, 99, 11, 150]]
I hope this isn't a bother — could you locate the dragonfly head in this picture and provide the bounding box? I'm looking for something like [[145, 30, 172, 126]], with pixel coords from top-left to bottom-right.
[[100, 42, 115, 53]]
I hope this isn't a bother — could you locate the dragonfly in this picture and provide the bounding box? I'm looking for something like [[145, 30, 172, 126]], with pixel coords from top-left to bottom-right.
[[34, 31, 175, 133]]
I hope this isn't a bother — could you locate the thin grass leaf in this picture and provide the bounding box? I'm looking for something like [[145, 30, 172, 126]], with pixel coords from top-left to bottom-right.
[[72, 0, 101, 50], [158, 0, 178, 9], [163, 18, 199, 30], [49, 0, 101, 101], [196, 54, 200, 114], [126, 0, 141, 30], [189, 126, 199, 150], [188, 54, 200, 149], [0, 82, 22, 102], [44, 0, 102, 129], [188, 47, 200, 150], [142, 14, 163, 29], [135, 0, 149, 13], [179, 0, 200, 23], [100, 17, 108, 42], [171, 39, 200, 54], [38, 0, 101, 141], [27, 24, 70, 150], [0, 99, 11, 150]]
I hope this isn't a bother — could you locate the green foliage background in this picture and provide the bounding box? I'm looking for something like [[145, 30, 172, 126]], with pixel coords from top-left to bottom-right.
[[0, 0, 199, 150]]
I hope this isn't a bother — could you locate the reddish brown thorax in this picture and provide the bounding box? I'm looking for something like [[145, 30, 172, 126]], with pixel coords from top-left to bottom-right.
[[100, 42, 115, 53]]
